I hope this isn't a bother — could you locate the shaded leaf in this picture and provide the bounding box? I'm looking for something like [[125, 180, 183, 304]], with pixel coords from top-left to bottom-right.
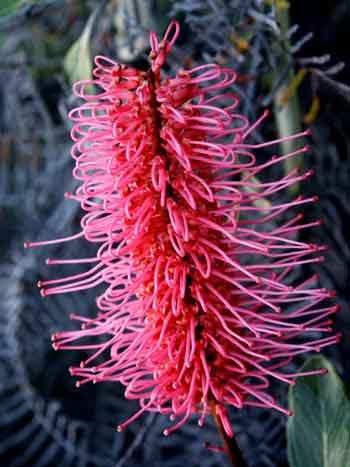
[[315, 71, 350, 104], [287, 355, 350, 467]]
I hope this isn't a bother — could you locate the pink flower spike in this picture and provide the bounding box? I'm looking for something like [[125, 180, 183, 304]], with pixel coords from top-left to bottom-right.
[[25, 20, 338, 438]]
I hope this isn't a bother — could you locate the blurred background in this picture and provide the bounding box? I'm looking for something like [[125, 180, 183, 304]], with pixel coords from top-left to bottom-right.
[[0, 1, 349, 466]]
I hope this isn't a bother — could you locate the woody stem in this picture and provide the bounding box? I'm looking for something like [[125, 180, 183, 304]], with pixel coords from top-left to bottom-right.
[[212, 409, 248, 467]]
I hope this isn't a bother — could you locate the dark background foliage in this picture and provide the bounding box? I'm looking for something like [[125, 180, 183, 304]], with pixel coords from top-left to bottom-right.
[[0, 1, 349, 466]]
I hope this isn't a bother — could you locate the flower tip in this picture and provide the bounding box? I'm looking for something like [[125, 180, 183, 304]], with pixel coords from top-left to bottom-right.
[[40, 288, 47, 297], [163, 429, 169, 437], [46, 258, 52, 265], [116, 425, 123, 433], [37, 280, 42, 288], [287, 410, 294, 416], [75, 381, 80, 388], [23, 241, 31, 248], [305, 128, 312, 136], [168, 19, 180, 29]]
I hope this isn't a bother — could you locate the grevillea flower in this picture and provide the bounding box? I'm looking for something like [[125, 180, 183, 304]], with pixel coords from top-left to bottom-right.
[[25, 21, 339, 437]]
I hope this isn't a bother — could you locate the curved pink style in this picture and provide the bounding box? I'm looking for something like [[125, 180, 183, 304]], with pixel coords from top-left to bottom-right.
[[25, 21, 339, 437]]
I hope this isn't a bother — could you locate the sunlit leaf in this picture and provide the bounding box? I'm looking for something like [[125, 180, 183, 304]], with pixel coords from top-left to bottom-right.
[[64, 10, 97, 85]]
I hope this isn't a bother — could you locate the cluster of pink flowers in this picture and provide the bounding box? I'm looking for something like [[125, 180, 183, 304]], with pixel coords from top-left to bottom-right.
[[25, 21, 339, 437]]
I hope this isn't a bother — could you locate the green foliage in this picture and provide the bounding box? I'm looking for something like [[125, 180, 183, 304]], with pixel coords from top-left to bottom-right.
[[288, 356, 350, 467], [64, 10, 96, 85], [155, 0, 173, 30], [0, 0, 39, 17]]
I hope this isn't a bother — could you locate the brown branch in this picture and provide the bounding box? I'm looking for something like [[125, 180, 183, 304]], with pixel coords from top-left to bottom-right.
[[211, 409, 248, 467]]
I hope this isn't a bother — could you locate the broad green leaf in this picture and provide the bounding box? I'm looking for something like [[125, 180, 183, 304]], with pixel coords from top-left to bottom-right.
[[64, 10, 97, 85], [287, 355, 350, 467]]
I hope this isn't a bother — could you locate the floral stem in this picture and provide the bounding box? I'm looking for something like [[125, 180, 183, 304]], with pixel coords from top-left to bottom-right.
[[212, 409, 248, 467], [274, 4, 305, 194]]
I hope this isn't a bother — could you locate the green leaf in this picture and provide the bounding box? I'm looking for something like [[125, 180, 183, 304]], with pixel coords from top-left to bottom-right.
[[287, 355, 350, 467], [241, 173, 272, 213], [0, 0, 40, 17], [64, 10, 96, 85], [0, 0, 21, 16], [1, 0, 26, 17]]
